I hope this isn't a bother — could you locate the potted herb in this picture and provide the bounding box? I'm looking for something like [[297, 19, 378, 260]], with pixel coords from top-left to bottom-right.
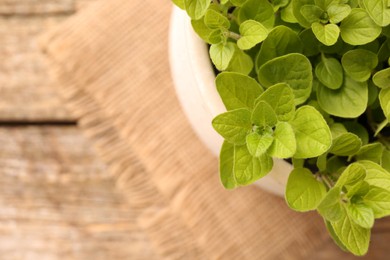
[[170, 0, 390, 256]]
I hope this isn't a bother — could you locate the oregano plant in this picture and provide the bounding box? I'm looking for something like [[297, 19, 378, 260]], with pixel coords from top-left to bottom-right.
[[173, 0, 390, 255]]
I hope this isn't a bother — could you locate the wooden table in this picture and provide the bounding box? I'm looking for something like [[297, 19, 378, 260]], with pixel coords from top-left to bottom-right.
[[1, 1, 390, 259], [0, 1, 156, 259]]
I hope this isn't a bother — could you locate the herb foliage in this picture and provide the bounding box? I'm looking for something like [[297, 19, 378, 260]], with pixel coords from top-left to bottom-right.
[[174, 0, 390, 255]]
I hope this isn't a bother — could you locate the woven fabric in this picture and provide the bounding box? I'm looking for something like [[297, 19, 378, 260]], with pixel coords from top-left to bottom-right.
[[40, 0, 330, 258]]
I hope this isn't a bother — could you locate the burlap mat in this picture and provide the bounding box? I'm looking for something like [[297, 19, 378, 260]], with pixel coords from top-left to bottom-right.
[[40, 0, 330, 259]]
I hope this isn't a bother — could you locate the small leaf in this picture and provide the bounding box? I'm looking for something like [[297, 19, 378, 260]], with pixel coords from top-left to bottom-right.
[[268, 122, 297, 158], [315, 55, 343, 89], [330, 133, 362, 156], [246, 132, 274, 157], [327, 4, 352, 24], [258, 53, 313, 105], [342, 49, 378, 82], [290, 106, 332, 158], [300, 5, 324, 23], [204, 9, 230, 29], [251, 101, 278, 127], [292, 0, 316, 28], [234, 145, 273, 185], [360, 0, 390, 27], [256, 25, 303, 69], [340, 8, 382, 46], [212, 108, 252, 145], [347, 203, 374, 228], [318, 187, 344, 222], [373, 68, 390, 89], [219, 141, 237, 189], [184, 0, 210, 20], [364, 186, 390, 218], [237, 20, 269, 50], [286, 168, 327, 212], [216, 72, 263, 110], [331, 206, 370, 256], [227, 47, 254, 75], [335, 163, 366, 189], [209, 42, 236, 71], [317, 75, 368, 118], [191, 19, 223, 45], [312, 22, 340, 46], [359, 160, 390, 191], [380, 88, 390, 120], [355, 143, 384, 164]]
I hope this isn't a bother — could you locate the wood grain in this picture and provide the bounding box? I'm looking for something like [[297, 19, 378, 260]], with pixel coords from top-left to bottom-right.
[[0, 126, 157, 259], [0, 0, 99, 122]]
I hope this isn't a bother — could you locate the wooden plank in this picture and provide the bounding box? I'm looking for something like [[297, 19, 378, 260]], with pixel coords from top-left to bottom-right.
[[0, 16, 75, 121], [0, 126, 157, 259]]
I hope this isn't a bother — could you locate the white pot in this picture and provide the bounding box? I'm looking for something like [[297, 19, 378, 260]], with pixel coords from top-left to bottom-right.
[[168, 6, 292, 197]]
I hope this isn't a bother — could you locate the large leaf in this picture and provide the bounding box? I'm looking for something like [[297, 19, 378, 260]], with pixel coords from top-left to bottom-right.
[[255, 83, 296, 121], [360, 0, 390, 27], [340, 8, 382, 46], [364, 186, 390, 218], [258, 53, 313, 105], [219, 141, 237, 189], [212, 108, 252, 145], [290, 106, 332, 158], [342, 49, 378, 82], [317, 75, 368, 118], [234, 145, 273, 185], [238, 0, 275, 29], [216, 72, 263, 110], [286, 167, 327, 211]]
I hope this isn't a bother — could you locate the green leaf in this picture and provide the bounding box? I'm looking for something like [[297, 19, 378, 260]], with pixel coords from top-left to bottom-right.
[[330, 133, 362, 156], [286, 168, 327, 212], [212, 108, 252, 145], [172, 0, 185, 9], [258, 53, 313, 105], [314, 0, 339, 10], [318, 186, 344, 222], [343, 122, 369, 145], [209, 42, 236, 71], [255, 83, 296, 121], [317, 75, 368, 118], [300, 5, 324, 23], [342, 49, 378, 82], [327, 4, 352, 24], [340, 8, 382, 46], [356, 143, 384, 164], [238, 0, 275, 30], [380, 88, 390, 120], [281, 0, 299, 23], [216, 72, 263, 110], [360, 0, 390, 27], [234, 145, 273, 185], [237, 20, 269, 50], [331, 206, 370, 256], [204, 9, 230, 29], [312, 23, 340, 46], [315, 54, 343, 89], [325, 220, 349, 252], [330, 123, 347, 139], [382, 149, 390, 173], [299, 29, 321, 56], [290, 106, 332, 158], [268, 122, 297, 158], [184, 0, 210, 20], [191, 19, 223, 44], [246, 132, 274, 157], [219, 141, 237, 189], [292, 0, 316, 28], [364, 186, 390, 218], [230, 0, 248, 7], [335, 163, 366, 188], [227, 47, 254, 75], [256, 26, 303, 69], [359, 160, 390, 191], [373, 68, 390, 89], [346, 203, 374, 229], [271, 0, 289, 10], [251, 101, 278, 127]]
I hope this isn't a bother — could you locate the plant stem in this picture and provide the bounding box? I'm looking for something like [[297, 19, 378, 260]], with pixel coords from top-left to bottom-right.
[[321, 174, 333, 190], [227, 13, 238, 23], [227, 31, 241, 40]]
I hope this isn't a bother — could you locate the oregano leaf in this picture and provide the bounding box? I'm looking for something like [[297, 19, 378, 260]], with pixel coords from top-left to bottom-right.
[[373, 68, 390, 89], [317, 186, 344, 222], [209, 42, 236, 71], [219, 141, 237, 189], [237, 20, 269, 50], [286, 167, 327, 212], [268, 122, 297, 158], [184, 0, 210, 20], [342, 49, 378, 82], [315, 54, 343, 89], [251, 101, 278, 127], [311, 22, 340, 46], [246, 132, 274, 157]]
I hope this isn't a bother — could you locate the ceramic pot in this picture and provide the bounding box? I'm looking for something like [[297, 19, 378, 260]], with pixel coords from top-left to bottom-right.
[[168, 6, 292, 197]]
